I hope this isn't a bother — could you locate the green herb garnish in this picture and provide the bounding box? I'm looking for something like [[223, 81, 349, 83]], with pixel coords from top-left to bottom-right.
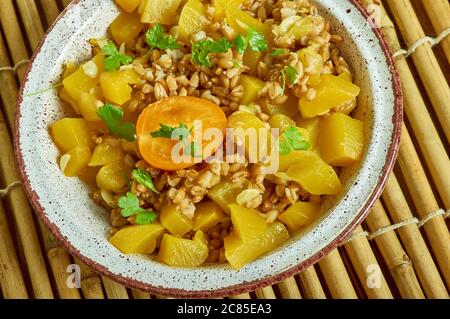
[[102, 41, 132, 72], [279, 126, 310, 155], [132, 168, 159, 194], [118, 192, 157, 224], [233, 34, 248, 55], [191, 37, 232, 67], [150, 123, 189, 139], [270, 48, 285, 57], [247, 27, 268, 52], [97, 103, 135, 141], [285, 65, 299, 85], [145, 23, 181, 50]]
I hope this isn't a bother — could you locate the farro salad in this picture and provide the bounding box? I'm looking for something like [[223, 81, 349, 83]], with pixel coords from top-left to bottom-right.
[[50, 0, 363, 269]]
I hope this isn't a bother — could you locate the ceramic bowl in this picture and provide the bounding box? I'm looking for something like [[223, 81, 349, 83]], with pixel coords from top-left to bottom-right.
[[15, 0, 402, 297]]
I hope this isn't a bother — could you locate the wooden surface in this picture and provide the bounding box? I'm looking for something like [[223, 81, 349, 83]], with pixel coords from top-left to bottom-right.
[[0, 0, 449, 299]]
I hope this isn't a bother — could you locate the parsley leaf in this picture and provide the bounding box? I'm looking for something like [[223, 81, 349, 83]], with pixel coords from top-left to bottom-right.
[[132, 168, 159, 194], [191, 38, 232, 67], [97, 103, 135, 141], [102, 42, 132, 72], [279, 126, 310, 155], [270, 48, 285, 57], [247, 28, 268, 52], [233, 34, 248, 55], [118, 192, 147, 217], [285, 65, 299, 85], [150, 123, 189, 140], [145, 24, 181, 50], [135, 211, 157, 225]]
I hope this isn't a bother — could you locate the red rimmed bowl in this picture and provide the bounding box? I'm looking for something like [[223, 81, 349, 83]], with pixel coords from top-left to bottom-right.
[[14, 0, 402, 298]]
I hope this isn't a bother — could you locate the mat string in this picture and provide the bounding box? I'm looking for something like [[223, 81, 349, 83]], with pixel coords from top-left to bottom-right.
[[394, 27, 450, 59], [0, 181, 22, 197], [344, 208, 450, 244], [0, 59, 29, 74]]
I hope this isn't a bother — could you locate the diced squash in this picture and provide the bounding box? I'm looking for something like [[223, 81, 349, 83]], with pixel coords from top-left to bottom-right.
[[286, 152, 342, 195], [51, 118, 92, 153], [269, 114, 296, 130], [61, 147, 91, 177], [110, 11, 145, 47], [213, 0, 245, 20], [115, 0, 141, 13], [243, 49, 263, 74], [78, 92, 101, 121], [298, 46, 323, 86], [278, 127, 310, 171], [121, 139, 140, 156], [158, 231, 209, 267], [287, 16, 324, 40], [141, 0, 184, 25], [89, 143, 124, 166], [225, 6, 268, 37], [299, 74, 360, 118], [279, 201, 320, 232], [318, 113, 364, 166], [228, 204, 266, 240], [208, 180, 247, 213], [63, 62, 78, 78], [224, 222, 289, 269], [109, 223, 165, 254], [96, 162, 130, 193], [100, 71, 133, 105], [295, 117, 319, 149], [193, 201, 225, 232], [239, 74, 265, 105], [160, 204, 193, 236], [62, 53, 104, 101], [59, 87, 80, 114], [259, 94, 299, 118], [77, 166, 100, 185], [178, 0, 209, 40]]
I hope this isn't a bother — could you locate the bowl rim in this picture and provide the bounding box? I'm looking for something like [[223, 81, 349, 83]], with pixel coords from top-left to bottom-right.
[[14, 0, 403, 298]]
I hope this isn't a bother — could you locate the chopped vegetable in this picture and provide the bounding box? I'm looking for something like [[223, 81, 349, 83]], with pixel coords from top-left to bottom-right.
[[279, 126, 310, 155], [233, 34, 247, 55], [97, 103, 135, 141], [101, 42, 132, 72], [270, 48, 285, 57], [118, 192, 157, 224], [247, 27, 268, 52], [145, 24, 181, 50], [191, 38, 232, 67]]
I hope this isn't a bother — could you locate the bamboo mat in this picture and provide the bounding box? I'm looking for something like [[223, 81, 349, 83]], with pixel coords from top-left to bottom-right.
[[0, 0, 449, 299]]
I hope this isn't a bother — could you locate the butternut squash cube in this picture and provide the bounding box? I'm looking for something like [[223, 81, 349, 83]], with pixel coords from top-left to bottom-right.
[[224, 222, 289, 269], [239, 74, 265, 105], [160, 204, 193, 236], [269, 114, 296, 130], [115, 0, 141, 13], [77, 166, 100, 186], [213, 0, 244, 20], [110, 10, 145, 47], [299, 74, 360, 118], [259, 94, 299, 118], [61, 147, 91, 177], [295, 117, 319, 150], [243, 49, 263, 74], [279, 201, 320, 232], [208, 180, 247, 213], [89, 143, 125, 167], [298, 47, 323, 86], [141, 0, 184, 25], [225, 6, 268, 37], [178, 0, 209, 40], [96, 162, 130, 193], [158, 231, 209, 267], [51, 118, 92, 153], [59, 87, 80, 114], [193, 201, 225, 232], [318, 113, 364, 166], [78, 92, 101, 121], [286, 151, 342, 195], [228, 204, 266, 240], [109, 223, 165, 254], [100, 71, 132, 105]]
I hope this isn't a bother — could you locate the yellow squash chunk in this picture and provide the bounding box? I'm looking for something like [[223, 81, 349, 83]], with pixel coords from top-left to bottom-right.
[[115, 0, 141, 13], [225, 6, 268, 37], [158, 231, 209, 267], [299, 74, 360, 118], [279, 201, 320, 232], [243, 49, 263, 74], [110, 10, 145, 47], [141, 0, 183, 25], [78, 92, 101, 121], [96, 162, 130, 193], [213, 0, 244, 20], [208, 180, 247, 213], [178, 0, 209, 40], [89, 143, 124, 166], [62, 53, 105, 101], [259, 94, 299, 118], [121, 139, 140, 156], [160, 204, 193, 236], [295, 117, 319, 149], [109, 223, 165, 254], [61, 147, 91, 177], [63, 62, 78, 78], [239, 74, 265, 105], [100, 71, 133, 105], [286, 152, 342, 195], [319, 113, 364, 166], [193, 201, 225, 232], [228, 204, 267, 240], [287, 16, 324, 40], [51, 118, 92, 153], [77, 166, 100, 185], [59, 87, 80, 114], [278, 127, 310, 171], [224, 222, 289, 269], [269, 114, 296, 130], [298, 47, 323, 86]]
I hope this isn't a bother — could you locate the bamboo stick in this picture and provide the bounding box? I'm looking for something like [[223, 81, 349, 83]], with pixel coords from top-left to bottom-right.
[[73, 257, 105, 299], [382, 174, 449, 298], [343, 226, 393, 298], [229, 293, 252, 299], [297, 267, 326, 299], [102, 277, 129, 299], [397, 125, 450, 289], [385, 0, 450, 143], [0, 200, 28, 299], [365, 201, 425, 298], [0, 0, 29, 80], [254, 286, 276, 299], [318, 250, 358, 299], [131, 289, 152, 299], [47, 247, 81, 299], [276, 277, 302, 299], [39, 0, 61, 28], [421, 0, 450, 65], [15, 0, 45, 51]]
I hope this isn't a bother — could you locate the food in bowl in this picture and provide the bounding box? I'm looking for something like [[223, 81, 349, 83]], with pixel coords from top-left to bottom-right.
[[49, 0, 363, 269]]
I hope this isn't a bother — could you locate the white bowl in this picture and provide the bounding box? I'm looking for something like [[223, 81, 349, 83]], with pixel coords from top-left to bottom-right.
[[15, 0, 402, 297]]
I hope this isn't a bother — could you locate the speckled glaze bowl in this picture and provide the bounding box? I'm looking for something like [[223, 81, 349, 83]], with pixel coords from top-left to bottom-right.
[[15, 0, 402, 298]]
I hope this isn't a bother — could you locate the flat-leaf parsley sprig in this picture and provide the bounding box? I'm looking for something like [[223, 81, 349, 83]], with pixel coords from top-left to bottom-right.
[[118, 192, 157, 225], [97, 103, 136, 141], [145, 23, 181, 50], [279, 126, 310, 155], [150, 123, 200, 157], [131, 168, 159, 194], [102, 41, 132, 72]]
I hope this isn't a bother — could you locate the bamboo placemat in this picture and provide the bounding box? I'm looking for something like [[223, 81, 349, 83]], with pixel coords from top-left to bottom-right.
[[0, 0, 449, 299]]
